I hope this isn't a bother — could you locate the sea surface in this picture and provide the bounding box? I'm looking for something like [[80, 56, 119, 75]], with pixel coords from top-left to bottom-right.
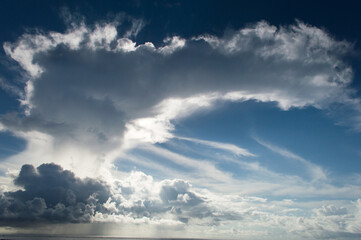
[[0, 236, 205, 240]]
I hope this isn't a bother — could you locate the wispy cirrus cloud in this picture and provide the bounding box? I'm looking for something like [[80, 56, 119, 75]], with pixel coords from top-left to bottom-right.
[[254, 138, 328, 181], [117, 136, 361, 200], [175, 136, 256, 157]]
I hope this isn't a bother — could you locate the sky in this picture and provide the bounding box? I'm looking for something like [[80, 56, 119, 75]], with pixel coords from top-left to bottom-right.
[[1, 0, 361, 239]]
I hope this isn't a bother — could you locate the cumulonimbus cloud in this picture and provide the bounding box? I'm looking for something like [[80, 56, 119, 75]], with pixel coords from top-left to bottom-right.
[[0, 18, 357, 177], [1, 14, 361, 239], [1, 18, 354, 139]]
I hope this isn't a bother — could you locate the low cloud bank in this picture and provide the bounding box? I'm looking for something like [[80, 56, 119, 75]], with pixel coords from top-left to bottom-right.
[[1, 163, 361, 239], [0, 163, 232, 227]]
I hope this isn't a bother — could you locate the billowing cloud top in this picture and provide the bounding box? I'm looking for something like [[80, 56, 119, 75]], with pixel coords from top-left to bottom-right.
[[1, 20, 354, 148], [0, 163, 110, 226]]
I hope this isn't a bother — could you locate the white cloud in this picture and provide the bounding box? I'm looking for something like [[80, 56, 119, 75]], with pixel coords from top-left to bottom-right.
[[176, 136, 256, 157], [116, 38, 137, 52], [124, 93, 219, 145], [138, 143, 235, 185], [3, 35, 53, 77], [158, 36, 186, 55], [255, 138, 327, 181], [50, 24, 88, 50], [88, 23, 118, 50]]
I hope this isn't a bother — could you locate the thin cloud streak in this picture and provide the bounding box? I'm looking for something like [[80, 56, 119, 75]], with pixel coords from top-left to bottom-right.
[[138, 143, 235, 185], [121, 138, 361, 198], [254, 137, 328, 181], [176, 136, 256, 157]]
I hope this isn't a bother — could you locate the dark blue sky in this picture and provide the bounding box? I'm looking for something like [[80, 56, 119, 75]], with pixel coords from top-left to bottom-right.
[[1, 0, 361, 42]]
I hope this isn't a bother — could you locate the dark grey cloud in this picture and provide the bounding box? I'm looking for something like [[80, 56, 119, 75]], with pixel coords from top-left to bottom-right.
[[0, 163, 110, 226]]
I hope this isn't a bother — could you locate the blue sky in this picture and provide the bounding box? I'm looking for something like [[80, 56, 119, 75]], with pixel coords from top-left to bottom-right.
[[1, 0, 361, 239]]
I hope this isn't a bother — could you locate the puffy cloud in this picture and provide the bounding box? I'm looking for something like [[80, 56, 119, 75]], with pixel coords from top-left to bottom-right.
[[315, 204, 348, 217], [0, 163, 110, 226], [0, 163, 239, 228], [274, 201, 361, 239], [100, 171, 235, 225]]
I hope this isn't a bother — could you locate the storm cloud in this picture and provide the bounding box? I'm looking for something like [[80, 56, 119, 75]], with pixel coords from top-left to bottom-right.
[[0, 163, 110, 226]]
